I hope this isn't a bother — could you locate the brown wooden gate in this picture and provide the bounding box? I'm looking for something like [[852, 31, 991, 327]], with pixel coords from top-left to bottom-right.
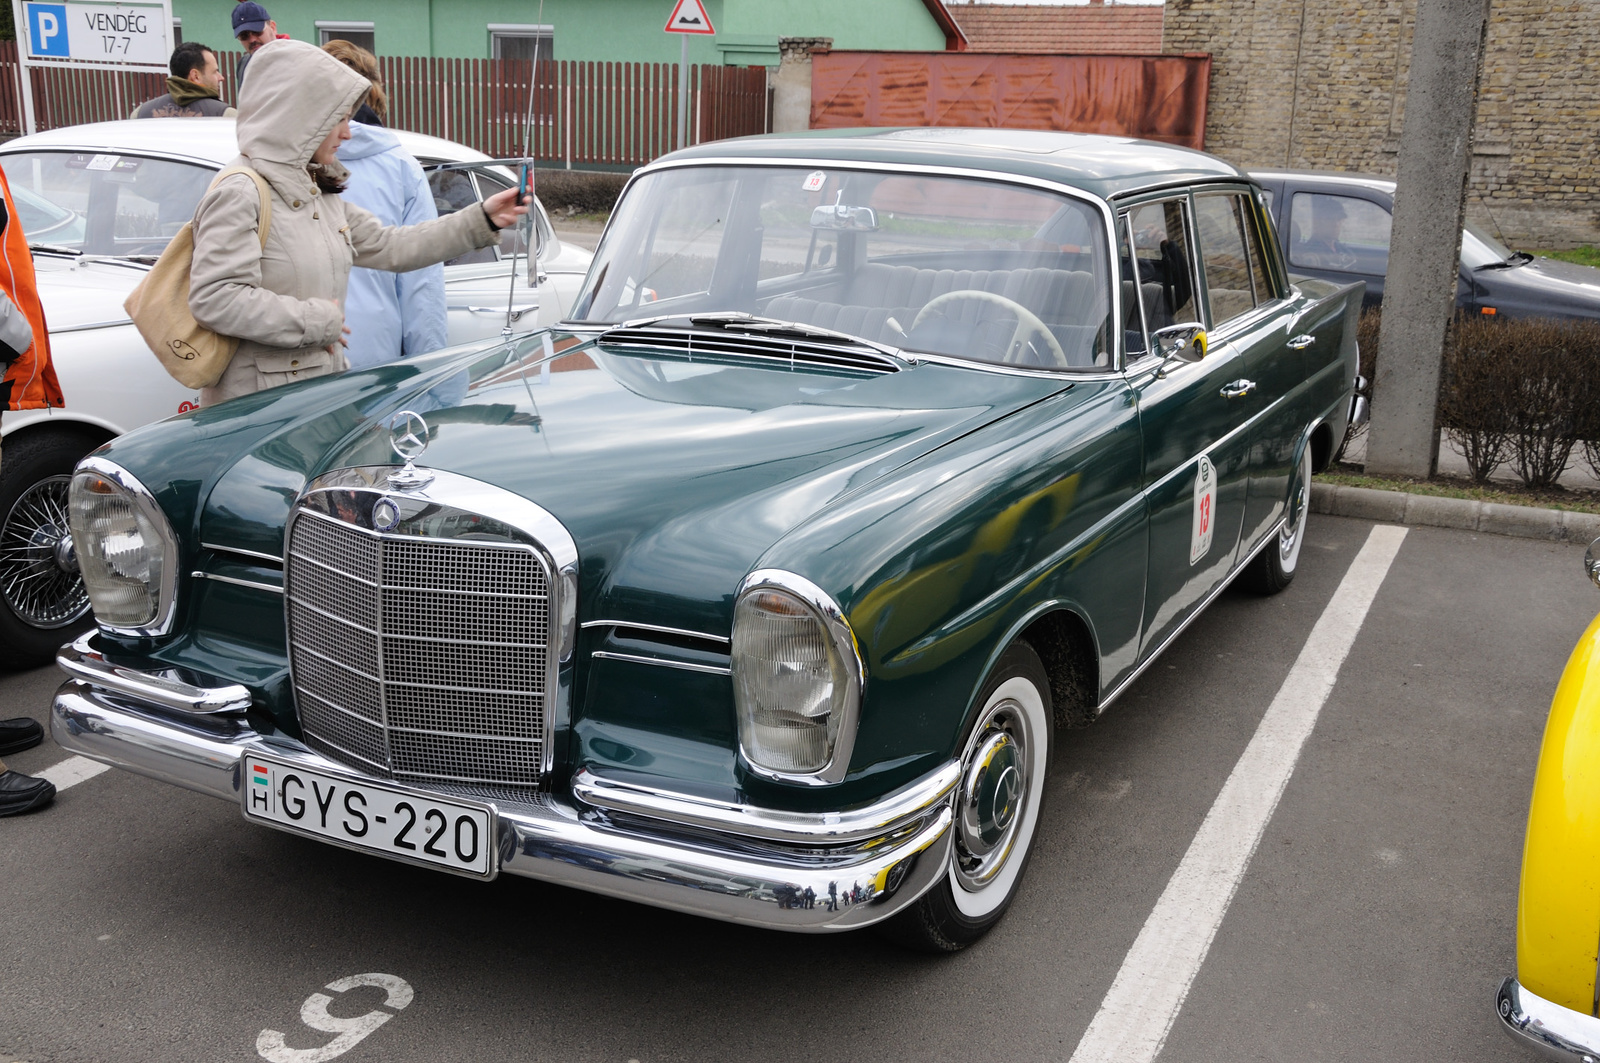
[[810, 51, 1211, 150]]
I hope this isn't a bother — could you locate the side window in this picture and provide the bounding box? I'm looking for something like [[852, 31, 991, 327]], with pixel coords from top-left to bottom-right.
[[427, 168, 496, 266], [1194, 193, 1258, 326], [1288, 192, 1392, 274], [1126, 198, 1195, 337]]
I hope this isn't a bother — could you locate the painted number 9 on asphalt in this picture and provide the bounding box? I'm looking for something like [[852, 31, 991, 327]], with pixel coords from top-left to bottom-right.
[[257, 973, 414, 1063]]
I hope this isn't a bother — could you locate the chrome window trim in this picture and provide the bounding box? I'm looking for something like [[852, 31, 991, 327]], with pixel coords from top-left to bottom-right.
[[732, 568, 865, 786], [74, 455, 181, 639], [572, 760, 961, 844], [587, 156, 1125, 372], [580, 619, 731, 646], [288, 465, 580, 782], [590, 650, 732, 677]]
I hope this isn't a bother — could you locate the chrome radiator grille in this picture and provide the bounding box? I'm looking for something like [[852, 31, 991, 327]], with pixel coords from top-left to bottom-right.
[[286, 508, 552, 800]]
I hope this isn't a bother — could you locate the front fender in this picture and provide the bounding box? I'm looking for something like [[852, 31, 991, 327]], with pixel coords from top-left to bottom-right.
[[1519, 610, 1600, 1013]]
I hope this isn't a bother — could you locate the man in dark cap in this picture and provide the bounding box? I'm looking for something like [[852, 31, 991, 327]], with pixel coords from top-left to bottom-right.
[[132, 41, 235, 118], [233, 1, 288, 89]]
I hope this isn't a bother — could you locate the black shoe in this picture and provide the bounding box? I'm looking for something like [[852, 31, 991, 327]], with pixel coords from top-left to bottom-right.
[[0, 717, 43, 756], [0, 769, 54, 815]]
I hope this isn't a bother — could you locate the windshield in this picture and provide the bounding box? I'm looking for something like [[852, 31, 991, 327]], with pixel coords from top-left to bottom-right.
[[1462, 220, 1515, 269], [573, 165, 1113, 370], [0, 151, 215, 257]]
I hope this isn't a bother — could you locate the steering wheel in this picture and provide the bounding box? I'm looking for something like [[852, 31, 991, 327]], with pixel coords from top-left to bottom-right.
[[912, 290, 1069, 368]]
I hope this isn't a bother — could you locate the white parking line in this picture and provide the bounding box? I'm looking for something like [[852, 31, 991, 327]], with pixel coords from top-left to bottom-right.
[[1068, 524, 1408, 1063], [37, 755, 111, 792]]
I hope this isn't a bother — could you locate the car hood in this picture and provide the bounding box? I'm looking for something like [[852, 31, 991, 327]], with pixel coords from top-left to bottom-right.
[[1482, 255, 1600, 315], [32, 254, 146, 330], [198, 333, 1069, 631]]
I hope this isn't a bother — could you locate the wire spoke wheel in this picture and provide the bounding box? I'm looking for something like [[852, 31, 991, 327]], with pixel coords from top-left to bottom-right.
[[0, 473, 88, 628]]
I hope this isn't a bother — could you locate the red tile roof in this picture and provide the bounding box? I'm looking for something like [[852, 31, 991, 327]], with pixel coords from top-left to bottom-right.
[[945, 3, 1165, 55]]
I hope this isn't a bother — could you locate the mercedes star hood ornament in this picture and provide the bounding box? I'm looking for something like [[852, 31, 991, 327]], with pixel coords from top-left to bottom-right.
[[387, 409, 434, 489]]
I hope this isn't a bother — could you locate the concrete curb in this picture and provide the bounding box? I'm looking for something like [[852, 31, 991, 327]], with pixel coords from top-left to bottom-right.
[[1311, 482, 1600, 544]]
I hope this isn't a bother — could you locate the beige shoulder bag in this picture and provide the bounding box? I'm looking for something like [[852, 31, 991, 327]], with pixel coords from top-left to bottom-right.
[[124, 165, 273, 390]]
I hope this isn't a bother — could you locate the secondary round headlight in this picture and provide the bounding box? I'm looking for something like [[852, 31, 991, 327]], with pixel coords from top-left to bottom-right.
[[68, 460, 178, 633], [731, 572, 862, 781]]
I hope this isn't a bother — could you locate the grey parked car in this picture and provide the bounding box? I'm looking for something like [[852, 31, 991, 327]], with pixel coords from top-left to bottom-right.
[[1251, 169, 1600, 321]]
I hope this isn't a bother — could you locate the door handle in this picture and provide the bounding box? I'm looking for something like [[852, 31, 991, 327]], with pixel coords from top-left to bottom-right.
[[1287, 333, 1315, 349], [1220, 379, 1256, 399]]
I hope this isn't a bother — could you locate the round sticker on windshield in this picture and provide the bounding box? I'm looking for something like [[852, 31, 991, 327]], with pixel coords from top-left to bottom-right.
[[803, 171, 827, 192]]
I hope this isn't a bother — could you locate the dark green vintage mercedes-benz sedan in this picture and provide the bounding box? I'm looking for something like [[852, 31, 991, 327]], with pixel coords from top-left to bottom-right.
[[53, 129, 1361, 951]]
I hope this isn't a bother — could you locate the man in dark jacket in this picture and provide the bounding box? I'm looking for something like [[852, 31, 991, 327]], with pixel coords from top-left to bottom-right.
[[233, 1, 288, 89], [132, 42, 235, 118]]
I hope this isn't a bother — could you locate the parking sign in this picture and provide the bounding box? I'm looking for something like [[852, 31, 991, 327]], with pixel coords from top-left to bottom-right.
[[25, 3, 68, 57]]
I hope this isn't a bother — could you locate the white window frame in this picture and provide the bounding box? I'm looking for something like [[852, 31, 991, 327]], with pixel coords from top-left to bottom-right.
[[489, 23, 553, 61], [315, 21, 376, 49]]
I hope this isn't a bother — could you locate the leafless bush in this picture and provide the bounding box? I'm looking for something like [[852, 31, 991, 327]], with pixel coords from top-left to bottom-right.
[[1489, 318, 1600, 488], [531, 169, 629, 216], [1437, 315, 1514, 482]]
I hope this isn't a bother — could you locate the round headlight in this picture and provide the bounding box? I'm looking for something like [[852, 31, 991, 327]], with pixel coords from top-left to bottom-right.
[[68, 460, 177, 633], [731, 572, 862, 781]]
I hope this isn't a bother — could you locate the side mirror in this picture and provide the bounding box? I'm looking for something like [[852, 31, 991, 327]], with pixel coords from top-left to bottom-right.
[[1153, 322, 1207, 363], [1586, 536, 1600, 589]]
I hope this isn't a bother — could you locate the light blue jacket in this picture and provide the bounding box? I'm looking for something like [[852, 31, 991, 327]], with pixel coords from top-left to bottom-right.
[[337, 122, 447, 369]]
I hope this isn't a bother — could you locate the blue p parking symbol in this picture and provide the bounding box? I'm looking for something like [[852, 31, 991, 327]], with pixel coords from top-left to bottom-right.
[[26, 4, 70, 58]]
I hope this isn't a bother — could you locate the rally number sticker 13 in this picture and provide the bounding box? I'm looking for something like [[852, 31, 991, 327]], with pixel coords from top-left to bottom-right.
[[1191, 454, 1216, 566]]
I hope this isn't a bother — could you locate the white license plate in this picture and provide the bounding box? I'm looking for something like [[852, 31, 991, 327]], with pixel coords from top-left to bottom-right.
[[242, 754, 494, 877]]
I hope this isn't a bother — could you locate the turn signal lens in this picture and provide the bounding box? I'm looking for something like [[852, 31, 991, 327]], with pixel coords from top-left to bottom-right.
[[69, 469, 174, 629], [732, 587, 850, 774]]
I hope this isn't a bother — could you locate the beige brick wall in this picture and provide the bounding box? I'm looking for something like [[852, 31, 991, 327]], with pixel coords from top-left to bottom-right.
[[1165, 0, 1600, 248]]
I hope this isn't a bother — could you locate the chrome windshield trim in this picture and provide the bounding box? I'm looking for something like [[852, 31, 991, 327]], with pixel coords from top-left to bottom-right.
[[74, 456, 181, 638], [733, 569, 865, 786], [589, 650, 731, 676], [190, 571, 283, 595], [57, 632, 252, 715], [572, 760, 961, 844], [586, 155, 1124, 371], [580, 619, 731, 646]]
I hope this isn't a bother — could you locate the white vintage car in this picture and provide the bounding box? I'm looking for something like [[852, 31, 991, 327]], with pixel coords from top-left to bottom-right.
[[0, 117, 593, 666]]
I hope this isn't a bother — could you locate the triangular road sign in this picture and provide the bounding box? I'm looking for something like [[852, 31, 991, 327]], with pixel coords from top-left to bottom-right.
[[664, 0, 716, 35]]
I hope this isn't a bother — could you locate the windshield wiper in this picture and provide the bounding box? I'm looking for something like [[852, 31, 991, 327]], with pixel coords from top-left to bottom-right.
[[28, 243, 82, 256], [1476, 249, 1535, 271], [613, 311, 911, 363]]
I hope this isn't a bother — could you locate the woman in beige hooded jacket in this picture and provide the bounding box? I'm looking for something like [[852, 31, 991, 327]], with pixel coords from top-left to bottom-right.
[[189, 39, 525, 405]]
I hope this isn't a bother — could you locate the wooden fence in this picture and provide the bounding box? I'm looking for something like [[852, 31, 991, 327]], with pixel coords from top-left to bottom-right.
[[0, 42, 770, 167]]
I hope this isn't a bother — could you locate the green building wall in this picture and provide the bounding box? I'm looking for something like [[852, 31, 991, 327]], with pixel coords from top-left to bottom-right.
[[173, 0, 947, 64]]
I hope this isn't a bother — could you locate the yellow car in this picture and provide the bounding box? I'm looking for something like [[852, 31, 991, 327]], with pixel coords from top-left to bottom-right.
[[1499, 536, 1600, 1056]]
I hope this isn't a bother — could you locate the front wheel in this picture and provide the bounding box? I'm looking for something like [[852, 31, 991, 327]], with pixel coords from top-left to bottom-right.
[[1242, 442, 1311, 596], [878, 640, 1054, 952], [0, 430, 99, 668]]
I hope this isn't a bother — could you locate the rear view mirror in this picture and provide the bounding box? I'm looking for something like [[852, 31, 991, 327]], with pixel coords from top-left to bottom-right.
[[810, 203, 879, 232]]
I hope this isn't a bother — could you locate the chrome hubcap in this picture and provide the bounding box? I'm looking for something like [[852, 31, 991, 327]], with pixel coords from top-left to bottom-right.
[[0, 474, 91, 628], [1280, 452, 1310, 562], [954, 700, 1032, 890]]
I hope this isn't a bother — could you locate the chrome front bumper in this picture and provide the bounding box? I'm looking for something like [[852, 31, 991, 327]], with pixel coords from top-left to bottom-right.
[[51, 640, 955, 933], [1498, 977, 1600, 1061]]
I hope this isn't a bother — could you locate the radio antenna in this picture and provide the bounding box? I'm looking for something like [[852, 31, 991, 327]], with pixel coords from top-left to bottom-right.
[[504, 0, 547, 340]]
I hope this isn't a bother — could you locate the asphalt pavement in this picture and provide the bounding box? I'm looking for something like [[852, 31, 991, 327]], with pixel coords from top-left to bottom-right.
[[2, 514, 1592, 1063]]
